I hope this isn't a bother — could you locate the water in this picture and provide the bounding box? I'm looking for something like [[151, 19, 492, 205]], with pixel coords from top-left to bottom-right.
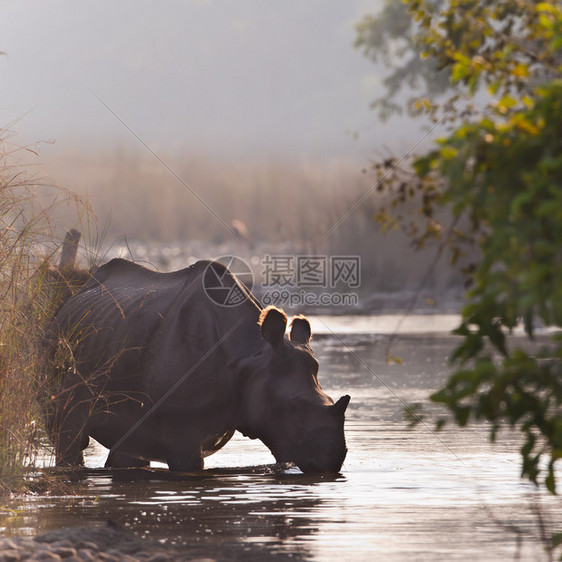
[[2, 315, 560, 561]]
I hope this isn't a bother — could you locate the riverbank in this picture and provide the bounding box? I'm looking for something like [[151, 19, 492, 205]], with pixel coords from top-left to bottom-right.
[[0, 522, 205, 561]]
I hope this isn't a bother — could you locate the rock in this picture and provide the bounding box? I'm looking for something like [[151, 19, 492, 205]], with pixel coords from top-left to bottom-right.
[[145, 555, 170, 562], [96, 553, 118, 561], [50, 547, 76, 559], [73, 543, 97, 553], [31, 550, 62, 560], [0, 549, 20, 562]]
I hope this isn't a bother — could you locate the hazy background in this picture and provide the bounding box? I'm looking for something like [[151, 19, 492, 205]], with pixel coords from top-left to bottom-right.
[[0, 0, 409, 159], [0, 1, 463, 308]]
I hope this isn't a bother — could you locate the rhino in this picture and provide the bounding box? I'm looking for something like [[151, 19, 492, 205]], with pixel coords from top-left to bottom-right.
[[41, 258, 350, 474]]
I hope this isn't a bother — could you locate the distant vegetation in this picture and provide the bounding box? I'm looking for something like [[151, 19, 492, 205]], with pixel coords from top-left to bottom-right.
[[50, 149, 468, 303]]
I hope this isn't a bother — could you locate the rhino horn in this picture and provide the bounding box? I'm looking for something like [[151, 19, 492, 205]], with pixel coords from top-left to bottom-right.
[[331, 395, 351, 416]]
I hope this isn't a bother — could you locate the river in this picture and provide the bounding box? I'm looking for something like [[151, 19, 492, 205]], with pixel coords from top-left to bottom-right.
[[1, 315, 560, 561]]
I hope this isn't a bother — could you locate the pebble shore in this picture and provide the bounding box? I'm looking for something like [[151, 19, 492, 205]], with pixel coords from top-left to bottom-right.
[[0, 524, 213, 562]]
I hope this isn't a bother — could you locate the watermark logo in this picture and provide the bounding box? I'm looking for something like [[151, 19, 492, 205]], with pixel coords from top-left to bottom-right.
[[202, 255, 254, 307], [261, 254, 360, 308], [204, 254, 360, 308], [331, 256, 360, 288]]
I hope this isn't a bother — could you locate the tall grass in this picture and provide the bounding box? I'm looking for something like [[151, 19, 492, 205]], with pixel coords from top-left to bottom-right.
[[49, 149, 366, 244], [0, 133, 88, 493]]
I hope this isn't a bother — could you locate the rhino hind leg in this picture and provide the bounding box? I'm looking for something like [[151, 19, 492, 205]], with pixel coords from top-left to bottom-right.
[[56, 446, 85, 467], [44, 382, 93, 468], [105, 451, 149, 469], [54, 429, 88, 467]]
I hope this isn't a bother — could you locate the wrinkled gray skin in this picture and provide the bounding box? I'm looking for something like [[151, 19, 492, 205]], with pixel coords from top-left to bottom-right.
[[41, 258, 350, 474]]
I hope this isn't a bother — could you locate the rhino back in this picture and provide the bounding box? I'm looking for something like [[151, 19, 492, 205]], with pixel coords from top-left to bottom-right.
[[49, 258, 261, 405], [53, 260, 195, 361]]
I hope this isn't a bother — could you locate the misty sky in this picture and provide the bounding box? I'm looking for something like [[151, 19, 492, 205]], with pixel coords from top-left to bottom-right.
[[0, 0, 428, 163]]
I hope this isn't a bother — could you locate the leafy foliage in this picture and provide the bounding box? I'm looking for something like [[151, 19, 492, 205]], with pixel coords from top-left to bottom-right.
[[359, 0, 562, 119], [425, 78, 562, 494], [355, 0, 451, 118], [358, 1, 562, 495]]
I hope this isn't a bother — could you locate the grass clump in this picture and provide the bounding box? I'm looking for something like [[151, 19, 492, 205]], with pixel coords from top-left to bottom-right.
[[0, 133, 88, 494]]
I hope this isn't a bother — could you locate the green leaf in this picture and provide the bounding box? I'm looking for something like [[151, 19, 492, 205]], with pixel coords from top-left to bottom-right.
[[552, 531, 562, 548], [546, 469, 555, 494]]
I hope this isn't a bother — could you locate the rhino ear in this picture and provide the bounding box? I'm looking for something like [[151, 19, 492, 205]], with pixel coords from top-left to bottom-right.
[[331, 395, 350, 417], [290, 315, 311, 345], [259, 306, 287, 348]]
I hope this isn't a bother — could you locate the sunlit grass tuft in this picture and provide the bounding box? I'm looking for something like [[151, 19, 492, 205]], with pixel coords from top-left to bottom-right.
[[0, 132, 90, 494]]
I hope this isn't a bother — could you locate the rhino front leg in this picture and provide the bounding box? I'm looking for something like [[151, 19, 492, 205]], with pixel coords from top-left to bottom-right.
[[159, 416, 205, 471]]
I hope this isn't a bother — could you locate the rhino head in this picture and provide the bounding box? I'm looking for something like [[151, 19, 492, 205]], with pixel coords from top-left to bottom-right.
[[236, 306, 350, 474]]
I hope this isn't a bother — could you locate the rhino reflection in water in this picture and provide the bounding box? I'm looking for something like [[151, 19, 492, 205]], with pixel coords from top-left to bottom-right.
[[42, 258, 350, 474]]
